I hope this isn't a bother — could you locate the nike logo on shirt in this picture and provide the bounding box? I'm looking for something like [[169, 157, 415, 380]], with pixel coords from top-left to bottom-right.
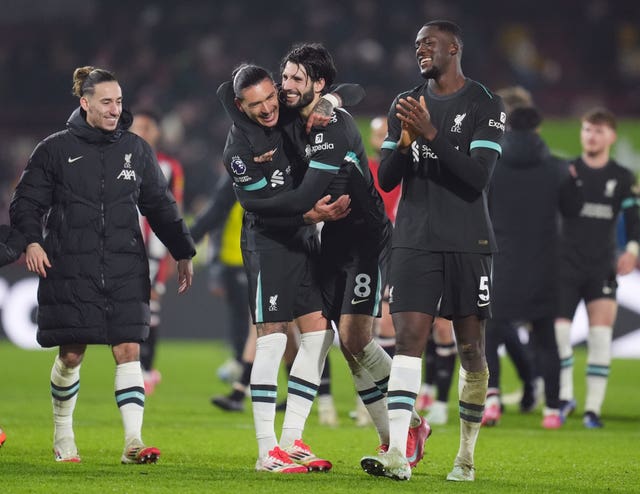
[[68, 156, 83, 163]]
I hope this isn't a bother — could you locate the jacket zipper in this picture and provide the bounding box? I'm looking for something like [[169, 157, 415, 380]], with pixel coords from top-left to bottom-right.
[[100, 150, 106, 292]]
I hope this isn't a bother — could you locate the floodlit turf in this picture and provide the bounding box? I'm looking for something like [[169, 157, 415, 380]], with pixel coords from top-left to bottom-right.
[[1, 340, 638, 493]]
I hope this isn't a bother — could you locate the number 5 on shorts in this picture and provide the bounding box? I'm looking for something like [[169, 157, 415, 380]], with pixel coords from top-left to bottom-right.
[[478, 275, 490, 305]]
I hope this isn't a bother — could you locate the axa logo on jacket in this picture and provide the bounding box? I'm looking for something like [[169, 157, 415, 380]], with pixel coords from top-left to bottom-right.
[[117, 152, 136, 180], [117, 169, 136, 180]]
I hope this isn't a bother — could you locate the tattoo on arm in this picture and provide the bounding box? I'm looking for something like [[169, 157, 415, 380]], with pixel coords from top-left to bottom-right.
[[313, 98, 334, 117]]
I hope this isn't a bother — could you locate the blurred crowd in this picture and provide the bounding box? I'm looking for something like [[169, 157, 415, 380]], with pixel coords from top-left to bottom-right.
[[1, 0, 639, 218]]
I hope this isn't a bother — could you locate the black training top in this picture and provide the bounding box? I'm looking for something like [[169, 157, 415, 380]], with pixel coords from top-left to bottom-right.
[[559, 157, 640, 268], [218, 80, 389, 242], [222, 122, 314, 252], [276, 108, 390, 239], [379, 79, 505, 253]]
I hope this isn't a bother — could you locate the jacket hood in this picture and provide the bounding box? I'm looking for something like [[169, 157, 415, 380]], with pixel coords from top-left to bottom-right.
[[500, 130, 551, 170], [66, 107, 133, 144]]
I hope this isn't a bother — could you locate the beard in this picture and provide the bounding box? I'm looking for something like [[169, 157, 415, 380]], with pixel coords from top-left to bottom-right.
[[283, 85, 315, 109]]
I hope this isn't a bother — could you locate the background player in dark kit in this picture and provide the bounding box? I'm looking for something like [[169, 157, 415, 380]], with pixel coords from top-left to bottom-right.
[[554, 108, 639, 428]]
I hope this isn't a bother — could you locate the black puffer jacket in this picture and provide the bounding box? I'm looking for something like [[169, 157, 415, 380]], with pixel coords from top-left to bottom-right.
[[0, 225, 25, 267], [10, 107, 196, 347], [489, 130, 582, 320]]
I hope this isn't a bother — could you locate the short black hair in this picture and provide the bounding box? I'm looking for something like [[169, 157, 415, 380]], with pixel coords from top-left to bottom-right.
[[280, 43, 336, 91], [232, 64, 273, 99], [423, 20, 463, 47], [509, 106, 543, 131]]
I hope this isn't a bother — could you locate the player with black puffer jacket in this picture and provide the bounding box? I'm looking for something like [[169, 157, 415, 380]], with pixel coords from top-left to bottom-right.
[[10, 65, 195, 465]]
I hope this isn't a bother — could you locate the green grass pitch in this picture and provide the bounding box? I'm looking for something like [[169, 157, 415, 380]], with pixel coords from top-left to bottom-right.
[[1, 340, 638, 493]]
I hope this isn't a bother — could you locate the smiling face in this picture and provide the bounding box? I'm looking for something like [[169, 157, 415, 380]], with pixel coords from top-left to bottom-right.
[[281, 61, 318, 110], [80, 81, 122, 131], [415, 25, 458, 80], [235, 77, 280, 128]]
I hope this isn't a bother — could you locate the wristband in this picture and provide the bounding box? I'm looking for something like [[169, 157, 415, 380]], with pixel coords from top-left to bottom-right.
[[321, 93, 341, 109]]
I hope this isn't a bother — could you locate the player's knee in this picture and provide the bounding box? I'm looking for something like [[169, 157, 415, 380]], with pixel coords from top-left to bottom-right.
[[59, 345, 86, 368], [59, 354, 83, 368], [339, 334, 365, 357], [257, 322, 288, 337], [112, 342, 141, 364], [458, 341, 483, 364], [395, 335, 424, 357]]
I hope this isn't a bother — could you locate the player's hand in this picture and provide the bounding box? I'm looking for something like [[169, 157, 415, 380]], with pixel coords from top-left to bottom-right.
[[396, 95, 437, 141], [398, 124, 416, 150], [303, 194, 351, 224], [176, 258, 193, 294], [306, 96, 336, 133], [25, 242, 51, 278], [617, 251, 637, 276], [254, 149, 276, 163]]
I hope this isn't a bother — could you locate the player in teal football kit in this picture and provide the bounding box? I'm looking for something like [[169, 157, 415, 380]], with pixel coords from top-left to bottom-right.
[[360, 20, 505, 482], [222, 45, 431, 469], [554, 108, 640, 428], [219, 65, 357, 473]]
